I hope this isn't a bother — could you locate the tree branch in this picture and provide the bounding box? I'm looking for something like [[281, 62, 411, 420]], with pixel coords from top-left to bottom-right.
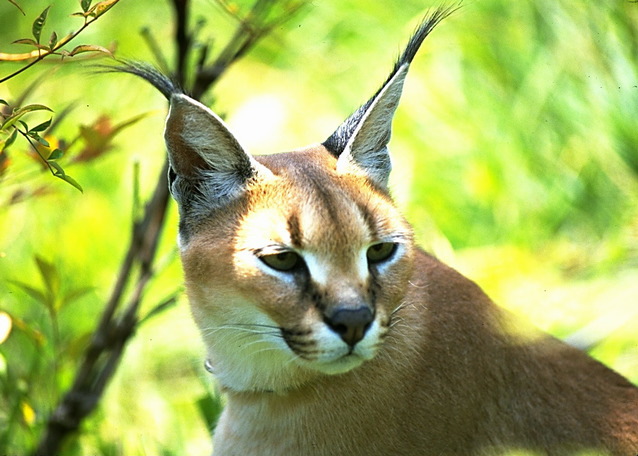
[[171, 0, 191, 87], [32, 162, 171, 456]]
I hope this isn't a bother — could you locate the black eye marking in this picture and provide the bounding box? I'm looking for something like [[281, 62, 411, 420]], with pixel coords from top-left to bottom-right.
[[260, 251, 303, 272], [366, 242, 398, 264]]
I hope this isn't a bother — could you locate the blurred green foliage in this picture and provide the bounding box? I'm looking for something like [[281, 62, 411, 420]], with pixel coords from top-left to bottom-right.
[[0, 0, 637, 455]]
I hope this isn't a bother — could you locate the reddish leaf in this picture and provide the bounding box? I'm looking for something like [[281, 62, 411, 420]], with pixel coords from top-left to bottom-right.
[[73, 112, 148, 163]]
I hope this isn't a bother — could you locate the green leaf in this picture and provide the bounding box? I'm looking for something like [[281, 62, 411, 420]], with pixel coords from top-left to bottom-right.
[[28, 131, 49, 147], [81, 0, 92, 13], [63, 286, 93, 307], [48, 148, 64, 160], [1, 104, 53, 129], [21, 104, 53, 113], [30, 118, 52, 133], [32, 6, 51, 44], [36, 135, 49, 147], [1, 129, 18, 152], [56, 173, 83, 193], [26, 104, 53, 113], [47, 160, 64, 176], [1, 116, 20, 131], [9, 280, 47, 305], [16, 104, 53, 115], [47, 161, 83, 192], [35, 255, 60, 301]]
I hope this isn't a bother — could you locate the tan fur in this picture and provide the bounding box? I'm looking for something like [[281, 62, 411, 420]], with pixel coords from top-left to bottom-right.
[[179, 145, 638, 456]]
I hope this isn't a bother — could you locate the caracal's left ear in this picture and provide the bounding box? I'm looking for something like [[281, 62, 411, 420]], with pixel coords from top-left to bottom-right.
[[323, 4, 461, 189], [102, 61, 273, 241]]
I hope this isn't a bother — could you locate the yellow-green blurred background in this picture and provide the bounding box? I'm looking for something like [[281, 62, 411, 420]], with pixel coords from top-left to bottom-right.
[[1, 0, 637, 454]]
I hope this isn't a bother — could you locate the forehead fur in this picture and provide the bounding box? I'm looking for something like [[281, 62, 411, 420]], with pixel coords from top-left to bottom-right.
[[234, 146, 408, 253]]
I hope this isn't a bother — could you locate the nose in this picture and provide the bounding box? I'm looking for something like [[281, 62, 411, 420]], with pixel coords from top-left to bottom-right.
[[324, 306, 374, 347]]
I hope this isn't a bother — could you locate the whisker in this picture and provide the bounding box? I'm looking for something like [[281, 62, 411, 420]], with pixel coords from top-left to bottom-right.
[[284, 352, 304, 366], [225, 323, 282, 330], [200, 324, 283, 338], [391, 301, 411, 317]]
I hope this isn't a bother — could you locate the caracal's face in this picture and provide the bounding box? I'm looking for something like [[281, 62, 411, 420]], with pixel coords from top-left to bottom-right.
[[180, 146, 415, 393]]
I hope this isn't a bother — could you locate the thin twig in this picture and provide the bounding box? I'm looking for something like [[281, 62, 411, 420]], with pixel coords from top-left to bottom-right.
[[16, 128, 57, 176]]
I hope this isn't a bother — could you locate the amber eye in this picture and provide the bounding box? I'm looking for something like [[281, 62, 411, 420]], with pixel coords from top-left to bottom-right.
[[260, 251, 302, 272], [366, 242, 397, 264]]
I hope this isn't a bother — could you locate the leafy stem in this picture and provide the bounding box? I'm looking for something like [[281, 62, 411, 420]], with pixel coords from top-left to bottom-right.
[[0, 0, 120, 84], [14, 122, 83, 192]]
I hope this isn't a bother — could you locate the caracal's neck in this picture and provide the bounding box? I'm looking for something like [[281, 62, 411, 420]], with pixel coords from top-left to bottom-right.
[[214, 356, 416, 456]]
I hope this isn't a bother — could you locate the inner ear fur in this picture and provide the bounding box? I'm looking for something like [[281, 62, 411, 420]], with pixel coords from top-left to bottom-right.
[[164, 94, 272, 206], [335, 65, 409, 188], [165, 94, 255, 179]]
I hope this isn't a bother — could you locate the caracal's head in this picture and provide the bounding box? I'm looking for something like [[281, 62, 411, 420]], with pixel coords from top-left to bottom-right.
[[180, 137, 416, 393], [130, 11, 453, 393]]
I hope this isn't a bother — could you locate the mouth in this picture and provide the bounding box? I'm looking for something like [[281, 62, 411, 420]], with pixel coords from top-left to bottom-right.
[[303, 351, 367, 375], [282, 319, 383, 375]]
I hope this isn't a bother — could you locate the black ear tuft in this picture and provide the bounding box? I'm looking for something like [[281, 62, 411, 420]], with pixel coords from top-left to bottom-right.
[[393, 2, 462, 71], [96, 59, 183, 100]]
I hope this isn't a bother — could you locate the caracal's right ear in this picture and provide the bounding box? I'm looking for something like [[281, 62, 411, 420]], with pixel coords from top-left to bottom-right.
[[102, 62, 272, 238], [163, 94, 272, 211]]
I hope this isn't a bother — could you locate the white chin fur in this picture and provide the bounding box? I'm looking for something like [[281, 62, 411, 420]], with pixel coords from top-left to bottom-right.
[[303, 354, 367, 375]]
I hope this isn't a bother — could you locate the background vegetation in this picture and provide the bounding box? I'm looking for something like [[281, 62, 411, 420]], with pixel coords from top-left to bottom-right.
[[1, 0, 636, 454]]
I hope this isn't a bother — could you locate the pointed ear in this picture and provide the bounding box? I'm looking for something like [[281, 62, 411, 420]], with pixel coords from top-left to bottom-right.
[[333, 65, 408, 188], [164, 94, 272, 212], [323, 5, 460, 189]]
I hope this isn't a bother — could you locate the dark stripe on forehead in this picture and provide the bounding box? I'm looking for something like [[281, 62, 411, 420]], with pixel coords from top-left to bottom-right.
[[307, 173, 342, 224], [356, 200, 378, 240], [287, 211, 303, 248]]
